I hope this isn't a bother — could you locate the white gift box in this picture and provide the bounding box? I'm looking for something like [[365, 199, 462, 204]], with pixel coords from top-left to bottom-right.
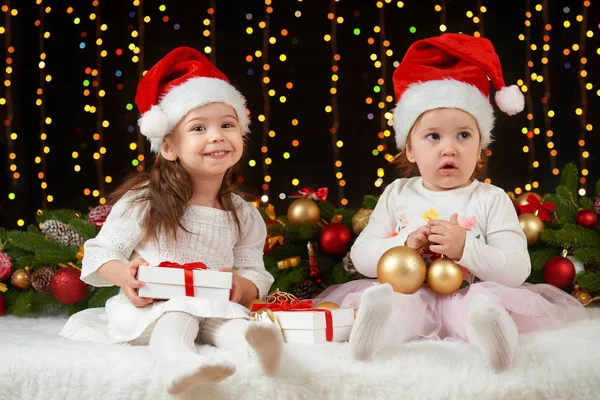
[[273, 308, 354, 344], [137, 265, 232, 301]]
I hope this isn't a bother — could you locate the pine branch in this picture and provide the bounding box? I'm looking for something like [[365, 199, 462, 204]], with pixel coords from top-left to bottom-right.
[[6, 289, 34, 316], [362, 195, 378, 210], [316, 200, 336, 223], [32, 292, 66, 315], [596, 178, 600, 197], [576, 270, 600, 293], [572, 248, 600, 267], [27, 225, 41, 234], [542, 224, 600, 250], [36, 209, 85, 224], [35, 247, 78, 265], [560, 163, 579, 195], [332, 262, 351, 284], [8, 230, 52, 252], [87, 286, 120, 308], [67, 301, 88, 316], [579, 196, 595, 211], [554, 186, 578, 223], [0, 226, 8, 242], [68, 218, 99, 241], [6, 247, 39, 269], [529, 246, 562, 271]]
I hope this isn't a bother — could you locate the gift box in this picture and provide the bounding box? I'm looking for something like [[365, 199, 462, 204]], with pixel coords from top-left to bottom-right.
[[251, 300, 354, 344], [137, 263, 232, 301], [275, 308, 354, 344]]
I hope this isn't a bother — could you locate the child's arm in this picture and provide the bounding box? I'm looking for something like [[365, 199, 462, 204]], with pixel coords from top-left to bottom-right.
[[229, 204, 274, 301], [455, 191, 531, 287], [350, 180, 408, 278], [81, 192, 149, 287]]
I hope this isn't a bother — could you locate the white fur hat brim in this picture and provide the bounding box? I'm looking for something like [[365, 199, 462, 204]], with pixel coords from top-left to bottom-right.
[[138, 77, 250, 153], [392, 79, 495, 151]]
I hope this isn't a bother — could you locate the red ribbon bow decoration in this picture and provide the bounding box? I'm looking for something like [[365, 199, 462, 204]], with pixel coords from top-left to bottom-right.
[[518, 194, 555, 222], [251, 299, 334, 342], [290, 187, 328, 201], [158, 261, 208, 297]]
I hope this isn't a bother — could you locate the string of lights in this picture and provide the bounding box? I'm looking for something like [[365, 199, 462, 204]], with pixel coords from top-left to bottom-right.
[[135, 0, 146, 171], [259, 0, 272, 204], [3, 1, 24, 226], [374, 1, 393, 193], [576, 0, 590, 196], [521, 1, 537, 195], [93, 1, 106, 204], [328, 0, 345, 206], [541, 0, 558, 178], [38, 1, 52, 209]]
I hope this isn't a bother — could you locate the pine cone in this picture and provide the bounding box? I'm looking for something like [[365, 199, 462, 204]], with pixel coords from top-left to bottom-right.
[[0, 251, 13, 280], [41, 219, 85, 247], [31, 266, 56, 292], [294, 280, 318, 299], [343, 251, 358, 275], [88, 205, 112, 228]]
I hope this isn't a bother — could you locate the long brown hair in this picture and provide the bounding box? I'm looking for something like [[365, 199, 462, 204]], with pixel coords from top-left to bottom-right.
[[109, 154, 245, 244], [391, 112, 488, 179]]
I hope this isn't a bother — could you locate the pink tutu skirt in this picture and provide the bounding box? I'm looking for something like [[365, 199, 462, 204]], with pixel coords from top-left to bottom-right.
[[313, 280, 589, 342]]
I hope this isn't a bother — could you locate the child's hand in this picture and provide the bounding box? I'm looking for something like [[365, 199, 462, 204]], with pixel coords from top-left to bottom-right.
[[427, 213, 466, 260], [404, 225, 432, 250], [219, 268, 259, 304], [120, 258, 154, 308]]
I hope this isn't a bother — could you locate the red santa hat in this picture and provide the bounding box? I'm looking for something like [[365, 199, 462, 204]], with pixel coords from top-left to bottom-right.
[[392, 33, 524, 150], [135, 46, 249, 153]]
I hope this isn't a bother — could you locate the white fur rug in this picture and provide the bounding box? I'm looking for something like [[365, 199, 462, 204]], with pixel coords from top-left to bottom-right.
[[2, 310, 600, 400]]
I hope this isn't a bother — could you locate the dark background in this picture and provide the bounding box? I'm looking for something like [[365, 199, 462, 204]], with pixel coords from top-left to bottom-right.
[[1, 0, 598, 228]]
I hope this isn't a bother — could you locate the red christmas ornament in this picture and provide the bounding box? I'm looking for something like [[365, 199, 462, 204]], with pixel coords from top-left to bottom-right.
[[319, 222, 352, 257], [88, 205, 113, 228], [50, 268, 88, 305], [0, 293, 5, 316], [543, 255, 576, 288], [0, 251, 13, 280], [575, 209, 598, 229]]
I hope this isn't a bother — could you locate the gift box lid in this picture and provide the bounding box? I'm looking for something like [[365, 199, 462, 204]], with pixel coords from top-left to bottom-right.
[[137, 265, 232, 289], [273, 308, 354, 330]]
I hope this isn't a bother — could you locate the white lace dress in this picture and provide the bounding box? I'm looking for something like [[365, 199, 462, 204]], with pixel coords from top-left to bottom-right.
[[59, 192, 273, 344]]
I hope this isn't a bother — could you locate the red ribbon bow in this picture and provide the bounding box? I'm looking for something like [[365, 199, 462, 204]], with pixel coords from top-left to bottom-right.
[[518, 194, 555, 222], [251, 299, 334, 342], [291, 187, 328, 201], [158, 261, 208, 297]]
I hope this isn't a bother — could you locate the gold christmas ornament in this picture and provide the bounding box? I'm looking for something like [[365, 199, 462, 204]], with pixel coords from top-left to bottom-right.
[[76, 246, 85, 261], [266, 288, 299, 304], [515, 192, 542, 207], [573, 290, 592, 306], [277, 256, 301, 270], [377, 246, 426, 294], [314, 301, 340, 310], [426, 257, 464, 295], [244, 299, 268, 310], [518, 213, 544, 246], [351, 209, 373, 235], [287, 198, 321, 225], [11, 268, 32, 291]]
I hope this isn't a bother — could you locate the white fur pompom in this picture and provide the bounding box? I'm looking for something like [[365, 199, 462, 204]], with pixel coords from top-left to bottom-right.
[[138, 105, 168, 139], [494, 85, 525, 116]]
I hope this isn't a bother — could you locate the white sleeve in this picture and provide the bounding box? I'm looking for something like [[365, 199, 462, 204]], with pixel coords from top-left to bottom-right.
[[233, 204, 274, 299], [350, 181, 407, 278], [457, 191, 531, 287], [80, 192, 149, 287]]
